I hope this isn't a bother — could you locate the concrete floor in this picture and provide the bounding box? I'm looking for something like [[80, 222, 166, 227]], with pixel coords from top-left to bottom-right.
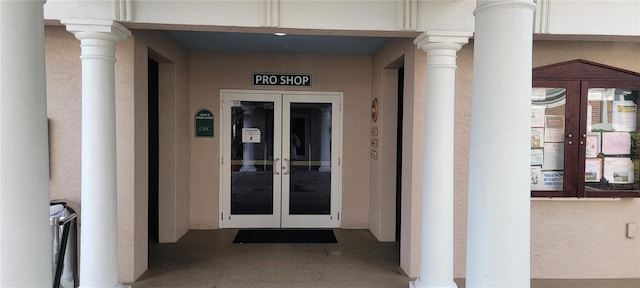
[[130, 229, 640, 288]]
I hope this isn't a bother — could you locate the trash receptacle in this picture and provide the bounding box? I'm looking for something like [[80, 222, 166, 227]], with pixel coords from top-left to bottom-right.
[[50, 201, 78, 288]]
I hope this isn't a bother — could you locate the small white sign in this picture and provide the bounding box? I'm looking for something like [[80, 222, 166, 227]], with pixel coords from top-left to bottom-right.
[[242, 128, 261, 143]]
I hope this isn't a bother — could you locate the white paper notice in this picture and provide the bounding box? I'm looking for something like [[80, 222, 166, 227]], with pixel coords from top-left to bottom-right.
[[585, 158, 602, 182], [613, 101, 637, 132], [531, 106, 546, 128], [242, 128, 261, 143], [542, 143, 564, 170], [531, 149, 544, 166], [544, 115, 565, 143], [531, 166, 544, 190], [585, 133, 600, 158], [531, 128, 544, 148], [602, 132, 631, 155], [532, 88, 547, 102], [541, 171, 563, 191], [603, 157, 634, 184], [587, 104, 593, 132]]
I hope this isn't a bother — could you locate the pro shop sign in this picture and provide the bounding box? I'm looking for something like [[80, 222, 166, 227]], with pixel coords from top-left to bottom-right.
[[253, 73, 312, 87]]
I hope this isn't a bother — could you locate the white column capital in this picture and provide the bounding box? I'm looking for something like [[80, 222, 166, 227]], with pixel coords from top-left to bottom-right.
[[414, 31, 472, 52], [61, 19, 131, 43], [475, 0, 536, 16]]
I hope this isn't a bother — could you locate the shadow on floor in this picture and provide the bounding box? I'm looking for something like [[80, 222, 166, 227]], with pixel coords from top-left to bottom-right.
[[131, 229, 409, 288], [130, 229, 640, 288]]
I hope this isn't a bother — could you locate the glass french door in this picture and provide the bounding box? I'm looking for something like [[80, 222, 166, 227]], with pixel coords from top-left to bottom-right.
[[220, 90, 342, 228]]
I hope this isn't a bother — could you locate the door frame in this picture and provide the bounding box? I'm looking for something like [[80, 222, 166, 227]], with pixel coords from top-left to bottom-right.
[[219, 89, 343, 228]]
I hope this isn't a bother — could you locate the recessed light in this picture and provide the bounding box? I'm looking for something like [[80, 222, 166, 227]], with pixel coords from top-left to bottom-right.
[[275, 32, 287, 36]]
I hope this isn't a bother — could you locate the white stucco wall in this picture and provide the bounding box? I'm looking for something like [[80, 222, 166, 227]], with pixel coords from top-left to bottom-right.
[[46, 27, 83, 209], [114, 35, 145, 283], [45, 26, 192, 282], [188, 52, 372, 230], [528, 40, 640, 279], [446, 40, 640, 279], [44, 1, 640, 38], [531, 199, 640, 278], [45, 25, 145, 282], [369, 38, 426, 277], [45, 23, 640, 282], [543, 0, 640, 36], [133, 30, 192, 244], [367, 38, 640, 279]]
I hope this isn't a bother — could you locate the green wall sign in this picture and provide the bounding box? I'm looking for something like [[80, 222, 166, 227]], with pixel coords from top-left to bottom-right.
[[195, 109, 214, 137]]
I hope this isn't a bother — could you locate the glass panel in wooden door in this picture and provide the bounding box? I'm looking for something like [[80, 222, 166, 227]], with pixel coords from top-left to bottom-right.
[[531, 87, 567, 192], [281, 94, 341, 228], [585, 88, 640, 191]]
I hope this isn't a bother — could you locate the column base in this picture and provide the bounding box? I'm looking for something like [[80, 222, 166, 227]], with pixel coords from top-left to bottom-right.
[[239, 166, 257, 172], [318, 166, 331, 172], [409, 279, 458, 288], [81, 283, 128, 288]]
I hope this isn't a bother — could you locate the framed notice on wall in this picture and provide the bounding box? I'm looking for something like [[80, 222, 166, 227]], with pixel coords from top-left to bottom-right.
[[544, 115, 565, 143], [604, 157, 634, 184], [602, 132, 631, 155], [195, 109, 214, 137], [585, 133, 600, 158], [531, 128, 544, 148], [585, 158, 602, 182]]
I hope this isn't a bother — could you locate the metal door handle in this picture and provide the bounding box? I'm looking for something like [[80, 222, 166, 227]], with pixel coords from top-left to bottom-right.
[[274, 158, 280, 175], [283, 158, 289, 175]]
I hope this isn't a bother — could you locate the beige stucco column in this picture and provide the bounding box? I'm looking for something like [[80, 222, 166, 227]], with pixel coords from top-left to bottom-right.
[[411, 31, 471, 288], [466, 0, 535, 287], [0, 1, 51, 286], [61, 19, 131, 288]]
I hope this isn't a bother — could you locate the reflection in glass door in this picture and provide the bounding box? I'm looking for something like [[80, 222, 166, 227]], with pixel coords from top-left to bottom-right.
[[282, 94, 341, 228], [288, 103, 332, 214], [221, 91, 341, 228], [230, 101, 275, 215], [221, 93, 282, 228]]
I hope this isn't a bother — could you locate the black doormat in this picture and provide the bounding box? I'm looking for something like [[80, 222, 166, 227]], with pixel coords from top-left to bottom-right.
[[233, 229, 337, 244]]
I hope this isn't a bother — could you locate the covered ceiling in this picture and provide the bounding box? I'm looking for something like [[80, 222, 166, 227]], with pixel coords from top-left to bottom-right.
[[167, 30, 390, 55]]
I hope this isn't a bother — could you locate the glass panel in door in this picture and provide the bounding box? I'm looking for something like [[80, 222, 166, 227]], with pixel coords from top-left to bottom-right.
[[288, 103, 332, 215], [230, 101, 275, 214], [585, 88, 640, 191], [221, 93, 282, 228], [282, 94, 341, 228], [531, 87, 567, 192]]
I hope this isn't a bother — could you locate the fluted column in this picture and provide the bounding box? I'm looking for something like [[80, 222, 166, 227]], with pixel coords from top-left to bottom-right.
[[318, 107, 331, 172], [240, 106, 257, 172], [466, 1, 535, 287], [410, 31, 470, 288], [0, 1, 51, 286], [61, 19, 130, 288]]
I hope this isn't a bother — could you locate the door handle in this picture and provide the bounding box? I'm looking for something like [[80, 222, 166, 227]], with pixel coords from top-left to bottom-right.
[[274, 158, 280, 175], [283, 158, 289, 175]]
